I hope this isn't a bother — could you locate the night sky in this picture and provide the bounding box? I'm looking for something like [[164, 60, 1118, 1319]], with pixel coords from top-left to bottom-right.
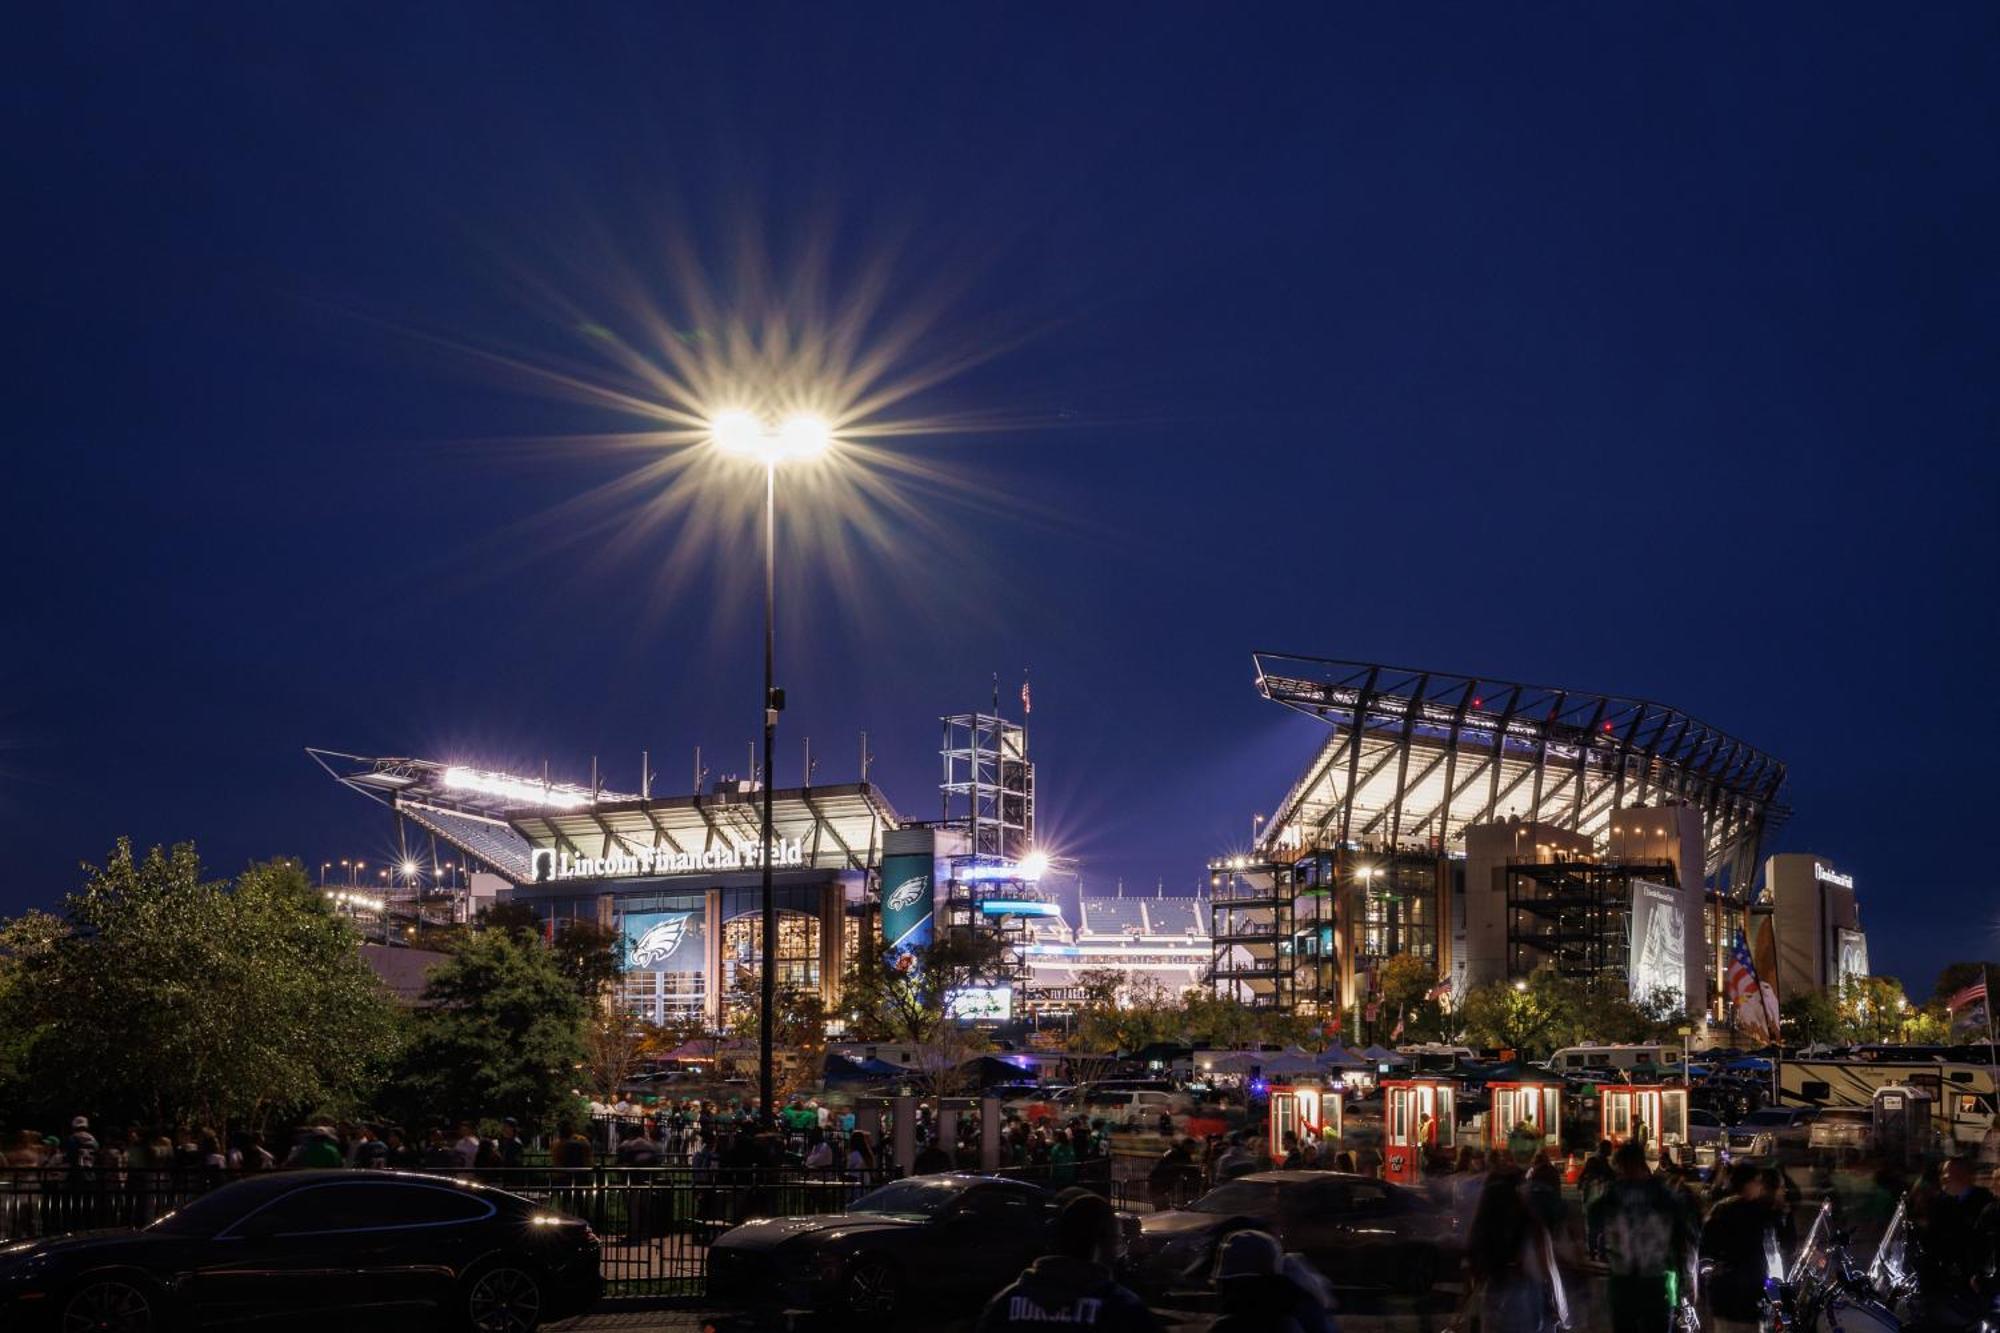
[[7, 7, 1996, 992]]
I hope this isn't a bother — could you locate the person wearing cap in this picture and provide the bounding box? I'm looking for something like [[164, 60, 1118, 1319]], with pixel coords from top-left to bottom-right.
[[496, 1118, 526, 1169], [974, 1193, 1158, 1333], [1210, 1230, 1337, 1333]]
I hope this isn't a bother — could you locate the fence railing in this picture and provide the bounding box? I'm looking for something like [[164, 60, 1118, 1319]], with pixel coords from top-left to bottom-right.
[[0, 1159, 1122, 1298]]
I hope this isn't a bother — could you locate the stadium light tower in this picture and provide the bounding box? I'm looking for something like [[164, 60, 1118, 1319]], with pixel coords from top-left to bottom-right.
[[709, 410, 832, 1127]]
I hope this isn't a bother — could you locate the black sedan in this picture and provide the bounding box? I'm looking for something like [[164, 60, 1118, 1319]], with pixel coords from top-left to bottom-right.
[[1128, 1171, 1456, 1296], [0, 1170, 601, 1332], [709, 1173, 1124, 1320]]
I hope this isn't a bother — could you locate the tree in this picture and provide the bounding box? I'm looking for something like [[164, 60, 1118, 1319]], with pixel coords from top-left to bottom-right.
[[552, 919, 626, 1002], [580, 1013, 657, 1104], [1069, 970, 1181, 1054], [1780, 989, 1843, 1047], [1835, 975, 1910, 1045], [1376, 954, 1437, 1038], [0, 843, 400, 1131], [1460, 980, 1556, 1056], [838, 931, 1011, 1046], [726, 977, 830, 1103], [389, 929, 588, 1133]]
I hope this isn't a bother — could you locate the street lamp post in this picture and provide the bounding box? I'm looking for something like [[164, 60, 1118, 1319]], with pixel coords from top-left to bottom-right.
[[711, 410, 830, 1127]]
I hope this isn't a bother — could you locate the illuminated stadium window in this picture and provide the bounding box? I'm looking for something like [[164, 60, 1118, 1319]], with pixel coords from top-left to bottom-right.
[[722, 910, 820, 1000], [618, 969, 706, 1024]]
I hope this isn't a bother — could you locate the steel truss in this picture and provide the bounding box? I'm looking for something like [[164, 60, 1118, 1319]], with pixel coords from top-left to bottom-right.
[[1251, 653, 1787, 894]]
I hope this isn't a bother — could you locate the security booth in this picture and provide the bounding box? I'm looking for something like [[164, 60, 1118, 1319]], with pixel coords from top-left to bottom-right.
[[1873, 1084, 1933, 1169], [1598, 1084, 1691, 1163], [1485, 1080, 1563, 1163], [1382, 1077, 1457, 1185], [1269, 1083, 1344, 1160]]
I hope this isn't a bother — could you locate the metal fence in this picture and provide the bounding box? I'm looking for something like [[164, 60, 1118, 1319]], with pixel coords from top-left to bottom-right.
[[0, 1160, 1122, 1298]]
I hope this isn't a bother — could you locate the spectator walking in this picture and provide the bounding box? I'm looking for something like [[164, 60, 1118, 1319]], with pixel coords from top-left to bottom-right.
[[1209, 1229, 1336, 1333], [1699, 1164, 1776, 1333], [1585, 1141, 1694, 1333], [1464, 1170, 1567, 1333], [974, 1192, 1159, 1333]]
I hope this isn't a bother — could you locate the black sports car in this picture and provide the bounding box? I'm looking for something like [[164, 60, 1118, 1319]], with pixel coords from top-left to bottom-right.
[[0, 1169, 601, 1332], [708, 1173, 1130, 1320], [1128, 1170, 1457, 1296]]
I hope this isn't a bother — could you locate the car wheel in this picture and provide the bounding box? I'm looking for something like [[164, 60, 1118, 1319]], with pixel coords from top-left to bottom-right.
[[62, 1277, 157, 1333], [464, 1264, 545, 1333], [1398, 1245, 1439, 1294], [843, 1255, 901, 1317]]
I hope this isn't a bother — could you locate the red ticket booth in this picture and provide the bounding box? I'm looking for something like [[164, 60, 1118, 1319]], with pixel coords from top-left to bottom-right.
[[1599, 1084, 1691, 1163], [1269, 1084, 1343, 1159], [1382, 1077, 1456, 1185], [1485, 1080, 1563, 1162]]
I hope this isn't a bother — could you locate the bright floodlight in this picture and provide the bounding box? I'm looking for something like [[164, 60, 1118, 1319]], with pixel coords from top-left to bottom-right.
[[710, 411, 832, 466], [778, 413, 831, 458], [401, 859, 418, 878], [1017, 849, 1050, 882], [710, 410, 764, 456]]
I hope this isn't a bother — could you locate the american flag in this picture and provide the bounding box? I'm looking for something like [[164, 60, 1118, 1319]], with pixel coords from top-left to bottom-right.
[[1948, 977, 1993, 1041], [1726, 930, 1778, 1041], [1020, 676, 1031, 716]]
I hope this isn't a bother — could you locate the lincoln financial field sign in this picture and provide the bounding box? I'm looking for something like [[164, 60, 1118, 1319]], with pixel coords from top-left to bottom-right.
[[530, 837, 805, 882]]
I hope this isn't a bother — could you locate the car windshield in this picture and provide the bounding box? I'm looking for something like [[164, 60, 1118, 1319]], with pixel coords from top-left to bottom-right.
[[146, 1183, 275, 1237], [847, 1177, 970, 1219], [1190, 1181, 1280, 1217], [1741, 1109, 1796, 1127]]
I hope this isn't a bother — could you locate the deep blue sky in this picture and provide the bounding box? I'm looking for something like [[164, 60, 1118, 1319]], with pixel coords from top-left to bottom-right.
[[6, 6, 1996, 992]]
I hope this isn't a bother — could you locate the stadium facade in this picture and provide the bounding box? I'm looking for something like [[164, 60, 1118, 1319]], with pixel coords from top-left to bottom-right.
[[311, 708, 1209, 1029], [1210, 653, 1850, 1030]]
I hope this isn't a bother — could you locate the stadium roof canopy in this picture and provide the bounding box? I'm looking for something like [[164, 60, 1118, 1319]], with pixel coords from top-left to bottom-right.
[[1250, 653, 1787, 892], [309, 749, 903, 887]]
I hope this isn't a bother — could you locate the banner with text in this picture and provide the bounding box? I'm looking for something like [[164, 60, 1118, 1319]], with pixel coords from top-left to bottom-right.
[[1629, 879, 1687, 1006]]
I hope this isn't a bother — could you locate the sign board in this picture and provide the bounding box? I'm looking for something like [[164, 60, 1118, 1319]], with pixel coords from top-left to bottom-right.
[[531, 838, 803, 882], [880, 827, 936, 975], [1628, 880, 1686, 1006], [622, 909, 707, 973]]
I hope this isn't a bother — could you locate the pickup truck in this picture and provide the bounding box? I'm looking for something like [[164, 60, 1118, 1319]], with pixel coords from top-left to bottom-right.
[[1806, 1107, 1874, 1158], [1726, 1105, 1819, 1162]]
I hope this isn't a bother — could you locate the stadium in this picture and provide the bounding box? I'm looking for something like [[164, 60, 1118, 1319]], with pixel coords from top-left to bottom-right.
[[1211, 652, 1822, 1028], [311, 708, 1211, 1031]]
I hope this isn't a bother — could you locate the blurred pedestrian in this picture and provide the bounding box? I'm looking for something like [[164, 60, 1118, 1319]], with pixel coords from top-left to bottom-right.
[[1209, 1229, 1336, 1333], [1585, 1141, 1694, 1333], [1699, 1165, 1775, 1333], [974, 1192, 1158, 1333], [1465, 1170, 1566, 1333]]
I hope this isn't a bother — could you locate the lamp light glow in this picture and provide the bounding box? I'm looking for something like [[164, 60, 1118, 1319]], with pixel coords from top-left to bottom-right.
[[709, 412, 833, 466]]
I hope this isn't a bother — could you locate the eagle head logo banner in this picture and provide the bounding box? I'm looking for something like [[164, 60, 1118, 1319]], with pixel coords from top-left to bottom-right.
[[886, 875, 929, 913], [627, 913, 693, 969]]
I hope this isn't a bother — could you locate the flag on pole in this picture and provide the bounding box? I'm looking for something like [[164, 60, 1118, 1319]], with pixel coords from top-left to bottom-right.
[[1947, 977, 1993, 1042], [1725, 930, 1779, 1042], [1021, 675, 1031, 716]]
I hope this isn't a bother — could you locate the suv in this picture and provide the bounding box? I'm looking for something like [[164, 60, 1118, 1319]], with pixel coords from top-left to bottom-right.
[[1727, 1105, 1819, 1162]]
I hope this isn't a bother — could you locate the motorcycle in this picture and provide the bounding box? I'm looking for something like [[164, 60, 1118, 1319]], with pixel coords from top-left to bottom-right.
[[1762, 1199, 1915, 1332]]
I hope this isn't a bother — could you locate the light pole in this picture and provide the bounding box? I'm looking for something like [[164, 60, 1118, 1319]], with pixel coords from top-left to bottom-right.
[[710, 410, 831, 1127]]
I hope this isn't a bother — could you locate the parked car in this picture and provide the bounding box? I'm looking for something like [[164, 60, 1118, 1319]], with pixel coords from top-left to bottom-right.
[[0, 1170, 600, 1332], [708, 1173, 1135, 1320], [1128, 1171, 1457, 1297], [1806, 1107, 1874, 1157], [1726, 1105, 1820, 1161], [1078, 1088, 1183, 1124], [1686, 1107, 1726, 1146]]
